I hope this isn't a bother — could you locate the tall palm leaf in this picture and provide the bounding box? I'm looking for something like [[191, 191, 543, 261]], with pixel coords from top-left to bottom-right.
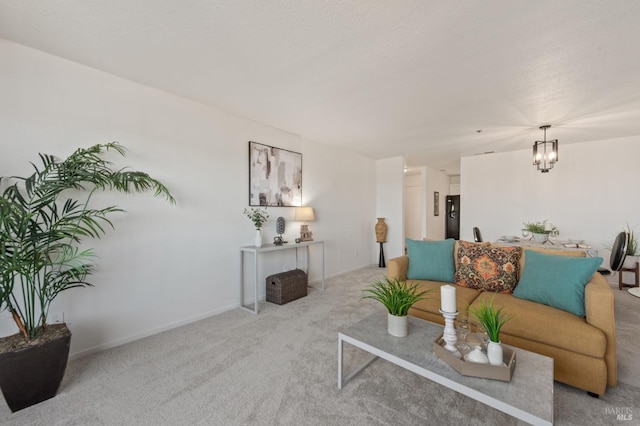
[[0, 142, 175, 338]]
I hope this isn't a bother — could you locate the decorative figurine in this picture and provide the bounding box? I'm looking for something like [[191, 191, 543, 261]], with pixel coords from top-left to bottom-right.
[[274, 216, 287, 245]]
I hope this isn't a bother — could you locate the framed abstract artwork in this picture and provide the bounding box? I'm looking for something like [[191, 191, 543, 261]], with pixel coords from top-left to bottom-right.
[[249, 141, 302, 206], [434, 191, 439, 216]]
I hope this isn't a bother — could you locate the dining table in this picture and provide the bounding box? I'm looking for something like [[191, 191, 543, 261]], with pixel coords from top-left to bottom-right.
[[494, 236, 593, 254]]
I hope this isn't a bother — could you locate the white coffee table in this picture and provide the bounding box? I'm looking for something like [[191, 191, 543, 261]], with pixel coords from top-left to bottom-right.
[[338, 313, 553, 426]]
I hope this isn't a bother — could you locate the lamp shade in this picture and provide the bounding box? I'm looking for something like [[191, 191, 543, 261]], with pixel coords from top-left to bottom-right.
[[294, 207, 315, 222]]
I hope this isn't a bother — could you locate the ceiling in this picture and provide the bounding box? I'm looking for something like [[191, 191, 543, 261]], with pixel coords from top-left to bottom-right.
[[2, 1, 640, 175]]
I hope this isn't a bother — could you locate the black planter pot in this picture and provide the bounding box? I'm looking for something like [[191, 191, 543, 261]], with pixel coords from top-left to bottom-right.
[[0, 324, 71, 412]]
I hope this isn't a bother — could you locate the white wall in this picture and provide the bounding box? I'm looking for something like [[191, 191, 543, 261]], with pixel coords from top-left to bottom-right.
[[449, 175, 461, 195], [460, 137, 640, 258], [300, 138, 376, 274], [0, 38, 376, 357], [403, 171, 425, 240], [403, 167, 449, 241], [376, 157, 404, 260], [425, 167, 450, 240]]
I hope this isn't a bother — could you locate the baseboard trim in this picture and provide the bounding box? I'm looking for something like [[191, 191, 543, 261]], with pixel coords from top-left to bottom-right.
[[68, 302, 238, 360], [69, 264, 379, 360]]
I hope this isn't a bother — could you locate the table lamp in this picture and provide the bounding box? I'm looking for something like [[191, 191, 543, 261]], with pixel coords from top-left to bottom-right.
[[294, 207, 315, 242]]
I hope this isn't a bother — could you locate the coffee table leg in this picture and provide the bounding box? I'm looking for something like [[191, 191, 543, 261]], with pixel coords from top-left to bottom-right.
[[338, 336, 344, 389], [338, 334, 379, 389]]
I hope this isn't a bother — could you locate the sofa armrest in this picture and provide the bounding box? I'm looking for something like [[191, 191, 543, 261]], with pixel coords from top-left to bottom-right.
[[585, 273, 617, 387], [387, 256, 409, 281]]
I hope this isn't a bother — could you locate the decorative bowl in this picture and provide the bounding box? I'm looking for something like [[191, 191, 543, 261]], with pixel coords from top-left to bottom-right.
[[464, 346, 489, 364]]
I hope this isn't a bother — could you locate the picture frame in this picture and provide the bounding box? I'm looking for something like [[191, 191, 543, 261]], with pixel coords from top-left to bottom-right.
[[249, 141, 302, 206], [434, 191, 439, 216]]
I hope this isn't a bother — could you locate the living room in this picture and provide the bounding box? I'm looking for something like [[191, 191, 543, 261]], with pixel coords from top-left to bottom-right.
[[1, 2, 640, 424]]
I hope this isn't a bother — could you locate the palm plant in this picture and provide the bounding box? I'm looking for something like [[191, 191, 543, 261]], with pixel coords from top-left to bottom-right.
[[362, 278, 431, 316], [0, 142, 175, 339]]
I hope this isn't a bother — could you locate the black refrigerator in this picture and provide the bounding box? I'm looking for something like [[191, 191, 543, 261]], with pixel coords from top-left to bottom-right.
[[445, 195, 460, 240]]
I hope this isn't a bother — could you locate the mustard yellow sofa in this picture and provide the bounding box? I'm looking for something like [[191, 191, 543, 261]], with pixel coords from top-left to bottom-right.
[[387, 242, 617, 396]]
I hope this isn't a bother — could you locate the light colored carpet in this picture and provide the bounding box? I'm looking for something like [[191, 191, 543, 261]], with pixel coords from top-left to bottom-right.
[[1, 266, 639, 425]]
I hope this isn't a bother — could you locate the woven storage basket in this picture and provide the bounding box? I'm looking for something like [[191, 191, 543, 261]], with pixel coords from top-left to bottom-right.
[[266, 269, 308, 305]]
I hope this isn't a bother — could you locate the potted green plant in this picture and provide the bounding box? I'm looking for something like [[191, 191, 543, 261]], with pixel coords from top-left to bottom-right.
[[0, 142, 175, 411], [244, 207, 269, 247], [522, 220, 557, 243], [469, 296, 512, 366], [362, 278, 431, 337]]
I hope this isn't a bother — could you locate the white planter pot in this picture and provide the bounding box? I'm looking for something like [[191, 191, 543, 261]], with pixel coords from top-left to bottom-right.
[[387, 313, 408, 337], [623, 255, 639, 269], [532, 233, 548, 244], [487, 341, 503, 366], [255, 229, 263, 248]]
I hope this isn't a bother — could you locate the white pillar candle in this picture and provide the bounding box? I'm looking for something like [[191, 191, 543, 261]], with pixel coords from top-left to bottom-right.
[[441, 284, 457, 313]]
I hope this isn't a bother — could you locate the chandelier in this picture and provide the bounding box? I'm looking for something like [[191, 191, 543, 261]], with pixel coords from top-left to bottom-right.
[[533, 125, 558, 173]]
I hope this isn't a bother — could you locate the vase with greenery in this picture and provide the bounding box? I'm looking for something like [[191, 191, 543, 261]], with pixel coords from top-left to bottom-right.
[[0, 142, 175, 411], [522, 220, 548, 234], [362, 278, 431, 337], [244, 207, 269, 247], [469, 296, 512, 366], [522, 220, 557, 243]]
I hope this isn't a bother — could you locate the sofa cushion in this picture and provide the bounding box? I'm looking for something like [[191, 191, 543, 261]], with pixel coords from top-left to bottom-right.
[[513, 250, 602, 317], [454, 241, 522, 293], [406, 238, 455, 282], [471, 292, 606, 358], [407, 279, 481, 322]]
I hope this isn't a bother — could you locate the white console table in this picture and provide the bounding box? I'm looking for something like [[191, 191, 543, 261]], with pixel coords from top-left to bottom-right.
[[240, 240, 325, 314]]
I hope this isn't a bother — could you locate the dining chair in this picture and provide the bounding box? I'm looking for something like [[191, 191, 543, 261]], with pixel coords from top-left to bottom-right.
[[597, 231, 628, 276], [473, 227, 483, 243]]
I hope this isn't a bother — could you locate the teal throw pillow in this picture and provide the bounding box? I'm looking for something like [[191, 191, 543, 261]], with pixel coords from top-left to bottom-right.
[[513, 250, 603, 317], [406, 238, 455, 283]]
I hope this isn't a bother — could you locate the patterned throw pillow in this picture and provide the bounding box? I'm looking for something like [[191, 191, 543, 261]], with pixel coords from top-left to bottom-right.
[[455, 241, 522, 293]]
